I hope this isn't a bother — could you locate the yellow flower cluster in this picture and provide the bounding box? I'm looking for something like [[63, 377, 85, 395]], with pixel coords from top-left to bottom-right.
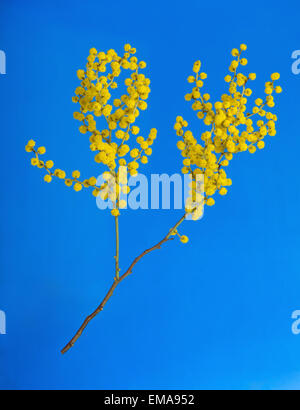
[[25, 139, 100, 193], [175, 44, 282, 221], [26, 45, 157, 216]]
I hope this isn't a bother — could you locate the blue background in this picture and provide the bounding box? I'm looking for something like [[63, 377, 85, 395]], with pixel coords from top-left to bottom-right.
[[0, 0, 300, 390]]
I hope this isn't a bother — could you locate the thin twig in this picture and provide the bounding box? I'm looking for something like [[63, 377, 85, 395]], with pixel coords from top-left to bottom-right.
[[114, 215, 120, 280], [61, 213, 187, 354]]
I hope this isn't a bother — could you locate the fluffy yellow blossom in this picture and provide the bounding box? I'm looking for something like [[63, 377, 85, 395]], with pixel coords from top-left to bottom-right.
[[180, 235, 189, 244], [72, 170, 81, 179], [37, 147, 46, 155], [25, 45, 157, 216], [44, 175, 52, 183], [175, 44, 282, 221], [25, 43, 283, 353]]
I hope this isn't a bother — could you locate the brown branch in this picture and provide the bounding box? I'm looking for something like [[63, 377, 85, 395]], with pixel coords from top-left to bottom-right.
[[61, 214, 187, 354]]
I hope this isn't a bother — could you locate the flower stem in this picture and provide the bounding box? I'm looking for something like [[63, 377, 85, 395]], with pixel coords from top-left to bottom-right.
[[61, 213, 188, 354], [115, 215, 120, 280]]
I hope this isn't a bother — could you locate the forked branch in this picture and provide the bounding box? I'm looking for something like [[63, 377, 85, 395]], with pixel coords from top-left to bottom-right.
[[61, 213, 187, 354]]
